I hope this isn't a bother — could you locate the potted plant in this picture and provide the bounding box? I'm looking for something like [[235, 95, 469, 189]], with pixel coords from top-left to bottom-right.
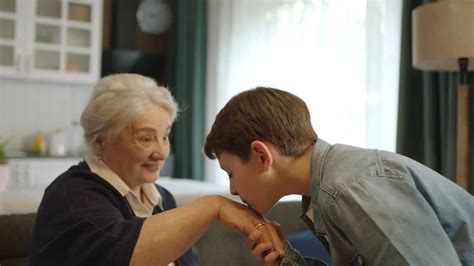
[[0, 139, 9, 191]]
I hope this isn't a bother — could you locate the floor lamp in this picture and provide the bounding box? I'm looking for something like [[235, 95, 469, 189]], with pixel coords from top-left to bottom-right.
[[412, 0, 474, 190]]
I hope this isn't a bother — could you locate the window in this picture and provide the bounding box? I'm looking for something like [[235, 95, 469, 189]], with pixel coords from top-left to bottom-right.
[[206, 0, 402, 185]]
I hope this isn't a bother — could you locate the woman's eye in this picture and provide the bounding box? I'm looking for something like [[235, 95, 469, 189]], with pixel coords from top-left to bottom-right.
[[228, 173, 233, 179], [163, 135, 169, 141], [140, 136, 153, 143]]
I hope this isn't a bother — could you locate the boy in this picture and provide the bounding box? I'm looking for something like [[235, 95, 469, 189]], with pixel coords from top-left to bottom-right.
[[204, 87, 474, 265]]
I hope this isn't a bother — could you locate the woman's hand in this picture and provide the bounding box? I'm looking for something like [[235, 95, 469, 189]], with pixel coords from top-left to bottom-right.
[[247, 221, 286, 266], [215, 196, 285, 258]]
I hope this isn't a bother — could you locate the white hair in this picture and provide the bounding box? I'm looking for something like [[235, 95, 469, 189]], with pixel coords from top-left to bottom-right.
[[80, 73, 178, 152]]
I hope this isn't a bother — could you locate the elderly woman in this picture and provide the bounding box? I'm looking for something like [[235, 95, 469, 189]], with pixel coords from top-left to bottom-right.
[[30, 74, 283, 266]]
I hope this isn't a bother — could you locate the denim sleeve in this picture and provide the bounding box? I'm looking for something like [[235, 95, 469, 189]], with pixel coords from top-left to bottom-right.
[[280, 241, 327, 266], [326, 176, 462, 266]]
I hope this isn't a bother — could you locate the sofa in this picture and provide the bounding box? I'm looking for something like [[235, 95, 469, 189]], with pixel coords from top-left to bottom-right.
[[0, 200, 326, 266], [0, 213, 35, 266]]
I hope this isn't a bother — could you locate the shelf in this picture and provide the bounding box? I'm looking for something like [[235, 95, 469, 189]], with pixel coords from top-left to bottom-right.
[[35, 16, 62, 25], [33, 43, 60, 51], [7, 155, 83, 160], [35, 16, 93, 29], [6, 149, 84, 159], [67, 20, 92, 30], [0, 39, 14, 46], [66, 47, 90, 54], [0, 11, 16, 19]]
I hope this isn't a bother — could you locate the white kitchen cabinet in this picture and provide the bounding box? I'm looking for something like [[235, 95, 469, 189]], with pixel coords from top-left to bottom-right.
[[0, 0, 102, 84]]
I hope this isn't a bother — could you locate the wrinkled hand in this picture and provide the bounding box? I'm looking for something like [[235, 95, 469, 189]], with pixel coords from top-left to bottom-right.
[[216, 197, 285, 258], [247, 221, 286, 266]]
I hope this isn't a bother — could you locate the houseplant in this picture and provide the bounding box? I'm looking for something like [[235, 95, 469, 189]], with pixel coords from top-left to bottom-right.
[[0, 139, 9, 191]]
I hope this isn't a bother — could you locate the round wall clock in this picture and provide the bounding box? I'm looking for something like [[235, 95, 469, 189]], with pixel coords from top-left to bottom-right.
[[136, 0, 172, 35]]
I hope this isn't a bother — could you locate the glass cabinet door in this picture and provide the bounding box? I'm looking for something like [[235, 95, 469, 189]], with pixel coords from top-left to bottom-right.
[[65, 1, 93, 74], [0, 0, 17, 69], [32, 0, 62, 72], [31, 0, 94, 75]]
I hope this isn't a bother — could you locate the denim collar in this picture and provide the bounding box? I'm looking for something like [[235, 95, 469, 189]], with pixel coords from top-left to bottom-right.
[[300, 138, 332, 234], [297, 138, 332, 254]]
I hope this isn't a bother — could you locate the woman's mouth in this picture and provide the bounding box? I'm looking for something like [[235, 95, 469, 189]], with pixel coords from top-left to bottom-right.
[[142, 163, 160, 172]]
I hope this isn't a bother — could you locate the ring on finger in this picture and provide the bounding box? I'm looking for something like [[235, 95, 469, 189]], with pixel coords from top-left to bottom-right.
[[255, 222, 266, 229]]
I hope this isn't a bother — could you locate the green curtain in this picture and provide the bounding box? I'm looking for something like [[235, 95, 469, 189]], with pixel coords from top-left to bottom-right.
[[170, 0, 207, 180], [397, 0, 474, 193]]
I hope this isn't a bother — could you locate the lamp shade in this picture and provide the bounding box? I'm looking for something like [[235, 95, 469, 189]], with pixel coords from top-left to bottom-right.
[[412, 0, 474, 71]]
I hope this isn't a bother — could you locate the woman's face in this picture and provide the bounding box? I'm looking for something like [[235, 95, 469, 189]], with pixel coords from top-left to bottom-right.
[[99, 104, 171, 191]]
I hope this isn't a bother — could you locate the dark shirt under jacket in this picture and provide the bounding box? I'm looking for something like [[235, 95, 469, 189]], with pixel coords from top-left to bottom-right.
[[30, 161, 196, 266]]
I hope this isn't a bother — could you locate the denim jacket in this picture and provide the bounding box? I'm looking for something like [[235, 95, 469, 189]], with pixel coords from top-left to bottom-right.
[[281, 139, 474, 266]]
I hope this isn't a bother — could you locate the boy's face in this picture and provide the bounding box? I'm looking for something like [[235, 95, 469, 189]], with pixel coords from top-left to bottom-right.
[[218, 152, 279, 214]]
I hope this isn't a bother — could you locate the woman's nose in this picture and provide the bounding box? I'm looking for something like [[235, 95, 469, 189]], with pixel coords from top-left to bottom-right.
[[150, 142, 169, 160]]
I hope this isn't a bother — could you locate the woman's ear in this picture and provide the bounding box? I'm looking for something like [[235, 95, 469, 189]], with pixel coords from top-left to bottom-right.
[[250, 141, 273, 171], [94, 136, 105, 155]]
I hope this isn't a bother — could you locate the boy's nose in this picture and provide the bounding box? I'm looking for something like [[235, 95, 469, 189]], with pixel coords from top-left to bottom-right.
[[229, 182, 238, 196]]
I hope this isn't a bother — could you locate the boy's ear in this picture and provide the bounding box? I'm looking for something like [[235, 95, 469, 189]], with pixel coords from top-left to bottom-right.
[[250, 141, 273, 171]]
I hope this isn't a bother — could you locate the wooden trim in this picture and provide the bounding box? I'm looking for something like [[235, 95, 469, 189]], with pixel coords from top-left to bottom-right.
[[456, 84, 469, 189]]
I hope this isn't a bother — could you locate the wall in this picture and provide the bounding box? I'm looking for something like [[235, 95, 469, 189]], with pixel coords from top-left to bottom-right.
[[0, 78, 93, 152]]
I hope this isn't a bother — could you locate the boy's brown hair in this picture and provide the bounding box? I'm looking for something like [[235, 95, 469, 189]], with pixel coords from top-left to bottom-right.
[[204, 87, 317, 162]]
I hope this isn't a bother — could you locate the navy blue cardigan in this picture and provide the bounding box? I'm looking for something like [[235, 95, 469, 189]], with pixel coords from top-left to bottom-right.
[[30, 161, 196, 266]]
